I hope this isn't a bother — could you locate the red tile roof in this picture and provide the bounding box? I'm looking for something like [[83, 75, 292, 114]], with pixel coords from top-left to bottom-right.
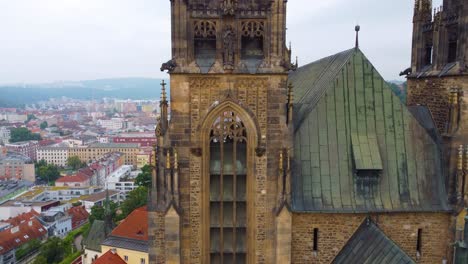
[[39, 139, 60, 146], [110, 206, 148, 241], [93, 250, 126, 264], [4, 210, 39, 226], [67, 206, 89, 230], [78, 168, 95, 176], [0, 215, 47, 254], [56, 174, 90, 183]]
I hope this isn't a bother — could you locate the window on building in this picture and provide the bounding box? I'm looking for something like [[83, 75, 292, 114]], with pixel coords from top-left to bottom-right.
[[140, 258, 145, 264], [416, 228, 423, 256], [447, 28, 458, 63], [313, 228, 319, 252], [193, 20, 217, 73], [124, 255, 128, 262], [424, 45, 433, 65], [240, 21, 265, 68], [351, 133, 383, 198], [209, 111, 247, 264], [448, 41, 457, 63]]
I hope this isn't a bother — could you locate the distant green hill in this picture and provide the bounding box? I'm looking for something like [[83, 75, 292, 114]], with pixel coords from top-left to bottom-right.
[[387, 81, 407, 104], [0, 78, 168, 107]]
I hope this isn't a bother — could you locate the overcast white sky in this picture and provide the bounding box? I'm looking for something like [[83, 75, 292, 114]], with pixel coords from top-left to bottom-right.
[[0, 0, 444, 84]]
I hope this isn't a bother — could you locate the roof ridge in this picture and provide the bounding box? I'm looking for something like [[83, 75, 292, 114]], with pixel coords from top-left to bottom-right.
[[297, 51, 344, 104], [293, 48, 356, 131]]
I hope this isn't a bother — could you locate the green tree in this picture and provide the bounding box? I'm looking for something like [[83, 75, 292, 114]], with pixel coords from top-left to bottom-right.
[[120, 186, 148, 219], [134, 165, 152, 188], [33, 237, 69, 264], [10, 127, 41, 143], [16, 239, 41, 260], [67, 156, 85, 170], [37, 164, 60, 183], [89, 201, 118, 224], [26, 114, 37, 122], [35, 159, 47, 169], [40, 121, 48, 130]]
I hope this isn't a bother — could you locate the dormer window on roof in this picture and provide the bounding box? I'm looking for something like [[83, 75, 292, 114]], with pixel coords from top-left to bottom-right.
[[351, 132, 382, 171], [351, 132, 383, 197]]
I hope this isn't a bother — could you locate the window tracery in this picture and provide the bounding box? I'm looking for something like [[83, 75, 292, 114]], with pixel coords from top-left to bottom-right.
[[194, 20, 217, 39], [241, 21, 264, 38]]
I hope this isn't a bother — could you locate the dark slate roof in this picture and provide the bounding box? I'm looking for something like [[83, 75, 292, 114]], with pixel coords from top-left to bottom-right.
[[332, 218, 415, 264], [83, 220, 111, 252], [407, 106, 442, 146], [410, 62, 465, 78], [101, 236, 148, 253], [290, 48, 450, 213]]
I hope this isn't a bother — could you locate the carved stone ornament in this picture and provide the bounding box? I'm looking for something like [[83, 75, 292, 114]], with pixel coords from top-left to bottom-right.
[[191, 147, 202, 157], [255, 146, 266, 157], [223, 25, 236, 69], [161, 58, 177, 72], [221, 0, 237, 16], [155, 123, 163, 137]]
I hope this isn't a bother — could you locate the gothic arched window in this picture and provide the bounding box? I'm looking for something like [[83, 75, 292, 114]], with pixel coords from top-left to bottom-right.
[[194, 20, 217, 73], [209, 111, 247, 264]]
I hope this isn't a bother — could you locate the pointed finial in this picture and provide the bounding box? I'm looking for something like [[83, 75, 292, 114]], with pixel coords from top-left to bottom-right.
[[279, 150, 284, 171], [161, 80, 167, 102], [288, 83, 294, 105], [458, 145, 463, 170], [166, 149, 171, 169], [103, 187, 113, 234], [355, 25, 360, 49], [174, 149, 178, 170]]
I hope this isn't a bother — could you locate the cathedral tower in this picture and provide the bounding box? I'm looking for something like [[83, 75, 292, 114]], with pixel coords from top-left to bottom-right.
[[406, 0, 468, 210], [149, 1, 295, 263]]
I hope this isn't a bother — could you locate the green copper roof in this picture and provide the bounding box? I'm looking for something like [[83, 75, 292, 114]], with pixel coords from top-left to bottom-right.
[[83, 220, 111, 252], [289, 48, 449, 213], [351, 132, 383, 170]]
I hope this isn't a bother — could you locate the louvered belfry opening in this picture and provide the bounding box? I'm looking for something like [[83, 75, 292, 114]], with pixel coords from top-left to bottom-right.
[[209, 111, 247, 264]]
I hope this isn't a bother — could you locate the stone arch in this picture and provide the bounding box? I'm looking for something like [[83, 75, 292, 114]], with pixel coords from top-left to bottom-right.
[[198, 99, 261, 148]]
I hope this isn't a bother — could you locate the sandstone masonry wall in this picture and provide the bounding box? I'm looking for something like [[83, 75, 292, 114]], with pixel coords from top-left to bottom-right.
[[292, 212, 451, 264]]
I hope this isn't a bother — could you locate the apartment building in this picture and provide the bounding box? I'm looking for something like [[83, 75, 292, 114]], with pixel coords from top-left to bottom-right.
[[69, 143, 138, 167], [37, 146, 69, 167]]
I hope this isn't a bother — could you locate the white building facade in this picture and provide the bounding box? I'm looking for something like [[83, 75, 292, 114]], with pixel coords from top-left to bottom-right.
[[37, 147, 69, 167], [0, 127, 10, 144]]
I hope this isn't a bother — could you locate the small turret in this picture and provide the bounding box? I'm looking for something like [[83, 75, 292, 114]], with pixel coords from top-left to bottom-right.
[[414, 0, 432, 22], [104, 188, 114, 236]]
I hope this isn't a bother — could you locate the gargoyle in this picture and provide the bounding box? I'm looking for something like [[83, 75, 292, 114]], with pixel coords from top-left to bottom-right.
[[282, 60, 298, 72], [161, 59, 177, 72], [399, 67, 412, 76]]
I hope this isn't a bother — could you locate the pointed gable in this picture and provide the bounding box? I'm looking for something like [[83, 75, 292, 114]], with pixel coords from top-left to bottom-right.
[[94, 250, 126, 264], [290, 48, 449, 213], [332, 218, 415, 264]]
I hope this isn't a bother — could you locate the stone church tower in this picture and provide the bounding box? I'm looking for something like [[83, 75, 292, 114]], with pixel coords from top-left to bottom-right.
[[149, 1, 294, 263], [149, 1, 454, 263], [406, 0, 468, 261]]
